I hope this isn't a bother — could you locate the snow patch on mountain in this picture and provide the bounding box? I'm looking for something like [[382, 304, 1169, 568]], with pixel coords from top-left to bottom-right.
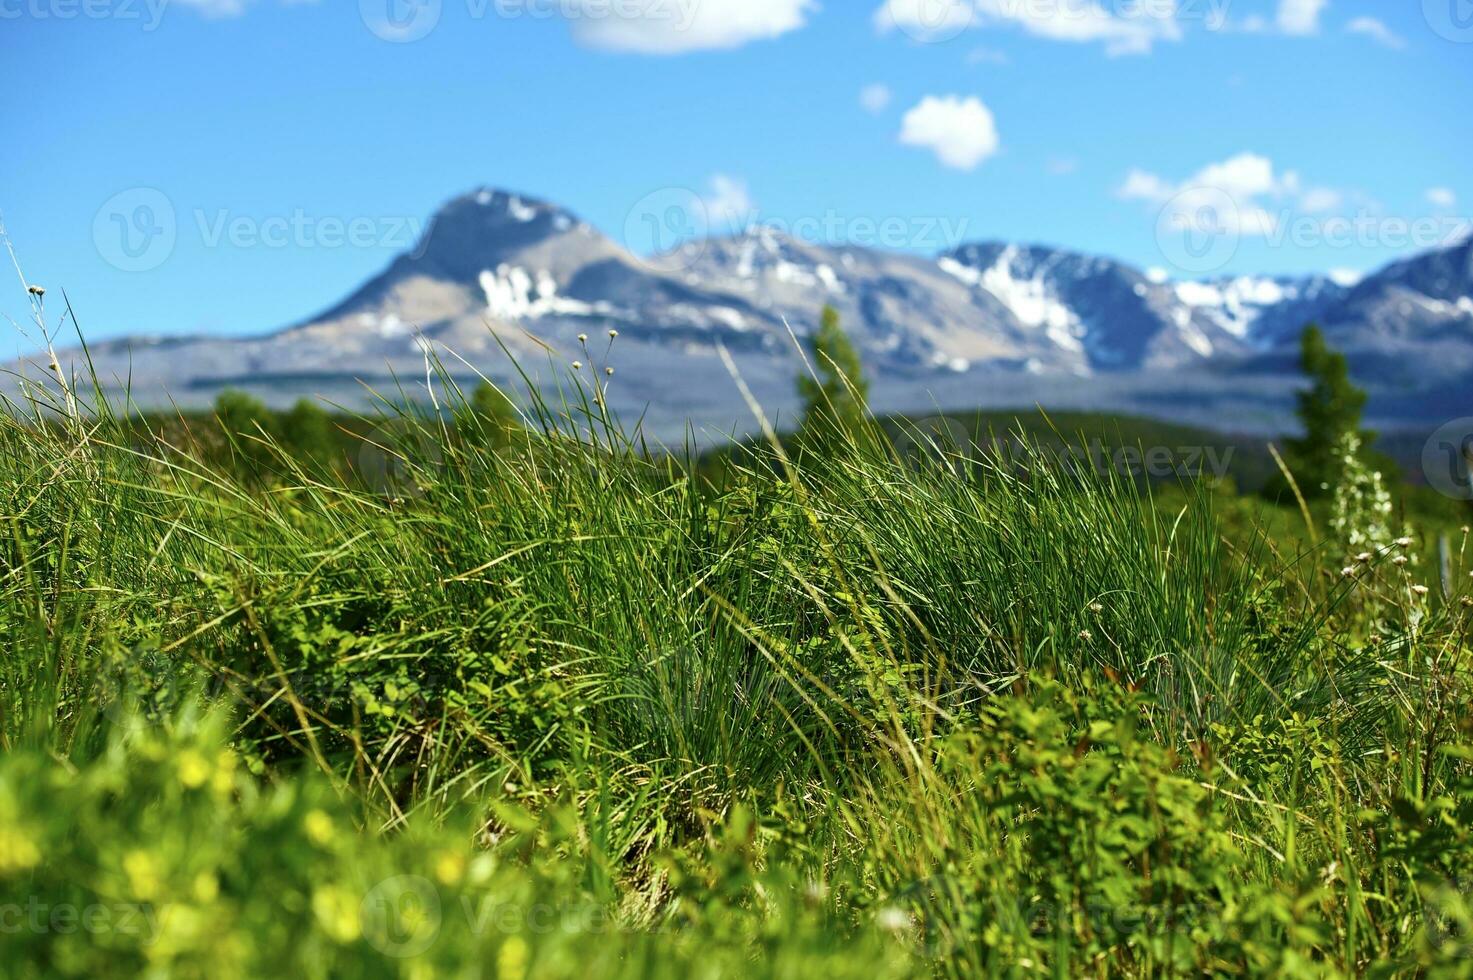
[[1174, 277, 1299, 339], [479, 265, 621, 321], [973, 246, 1087, 351]]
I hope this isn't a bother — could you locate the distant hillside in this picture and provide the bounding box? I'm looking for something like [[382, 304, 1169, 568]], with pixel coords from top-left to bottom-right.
[[9, 187, 1471, 439]]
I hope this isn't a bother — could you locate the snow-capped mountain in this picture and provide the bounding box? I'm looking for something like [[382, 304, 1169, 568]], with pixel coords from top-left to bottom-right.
[[13, 188, 1473, 436]]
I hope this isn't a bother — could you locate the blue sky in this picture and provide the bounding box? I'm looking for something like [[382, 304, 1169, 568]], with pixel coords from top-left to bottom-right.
[[1, 0, 1468, 357]]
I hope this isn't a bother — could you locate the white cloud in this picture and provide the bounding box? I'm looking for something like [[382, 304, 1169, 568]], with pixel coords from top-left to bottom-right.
[[860, 83, 894, 114], [899, 95, 1000, 171], [966, 46, 1010, 65], [1299, 187, 1343, 214], [876, 0, 1182, 56], [1427, 187, 1458, 209], [1118, 152, 1339, 238], [1345, 16, 1405, 49], [702, 175, 755, 229], [1276, 0, 1327, 36], [568, 0, 814, 54], [875, 0, 975, 40], [165, 0, 315, 15], [164, 0, 249, 14]]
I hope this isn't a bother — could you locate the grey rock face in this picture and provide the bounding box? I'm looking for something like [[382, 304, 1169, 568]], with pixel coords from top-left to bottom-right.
[[12, 189, 1471, 437]]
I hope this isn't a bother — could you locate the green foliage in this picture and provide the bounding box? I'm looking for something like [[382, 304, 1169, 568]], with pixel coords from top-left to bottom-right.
[[797, 305, 869, 446], [280, 398, 336, 466], [4, 356, 1473, 977], [460, 380, 522, 450], [211, 388, 280, 480], [1287, 325, 1371, 498]]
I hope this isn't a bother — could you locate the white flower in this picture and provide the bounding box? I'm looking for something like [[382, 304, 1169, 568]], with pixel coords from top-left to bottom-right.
[[1392, 556, 1409, 567], [609, 329, 619, 338], [1078, 630, 1093, 641], [605, 367, 614, 376], [1395, 536, 1413, 548], [572, 360, 583, 370], [1088, 602, 1103, 613], [1341, 567, 1356, 578], [876, 907, 910, 933], [1411, 585, 1429, 597], [1355, 552, 1373, 562], [578, 333, 588, 343]]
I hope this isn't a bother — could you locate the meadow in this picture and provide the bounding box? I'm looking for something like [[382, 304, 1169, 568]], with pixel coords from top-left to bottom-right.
[[2, 361, 1472, 978]]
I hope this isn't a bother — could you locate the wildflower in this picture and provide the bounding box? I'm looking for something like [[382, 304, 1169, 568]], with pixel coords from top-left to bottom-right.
[[1395, 536, 1413, 548], [577, 333, 588, 343], [177, 748, 211, 789], [1328, 432, 1396, 553], [497, 936, 530, 980], [605, 367, 614, 376], [1078, 630, 1093, 641], [303, 809, 335, 847], [312, 885, 362, 943], [571, 361, 582, 370], [194, 871, 220, 903], [1392, 556, 1409, 567], [0, 827, 41, 874], [212, 750, 237, 795], [1088, 602, 1103, 613], [433, 850, 466, 887], [1355, 552, 1373, 562], [26, 284, 44, 297], [1341, 567, 1356, 578], [123, 849, 162, 899], [1411, 585, 1429, 597], [876, 907, 911, 933], [609, 329, 619, 338], [1461, 597, 1472, 608]]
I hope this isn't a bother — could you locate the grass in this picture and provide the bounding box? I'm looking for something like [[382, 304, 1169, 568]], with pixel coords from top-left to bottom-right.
[[2, 355, 1472, 978]]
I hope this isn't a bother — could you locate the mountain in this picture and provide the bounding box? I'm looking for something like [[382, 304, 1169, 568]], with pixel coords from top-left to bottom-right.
[[11, 188, 1472, 439]]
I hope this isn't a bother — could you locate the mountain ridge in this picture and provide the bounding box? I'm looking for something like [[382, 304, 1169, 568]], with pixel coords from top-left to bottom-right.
[[11, 187, 1472, 439]]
